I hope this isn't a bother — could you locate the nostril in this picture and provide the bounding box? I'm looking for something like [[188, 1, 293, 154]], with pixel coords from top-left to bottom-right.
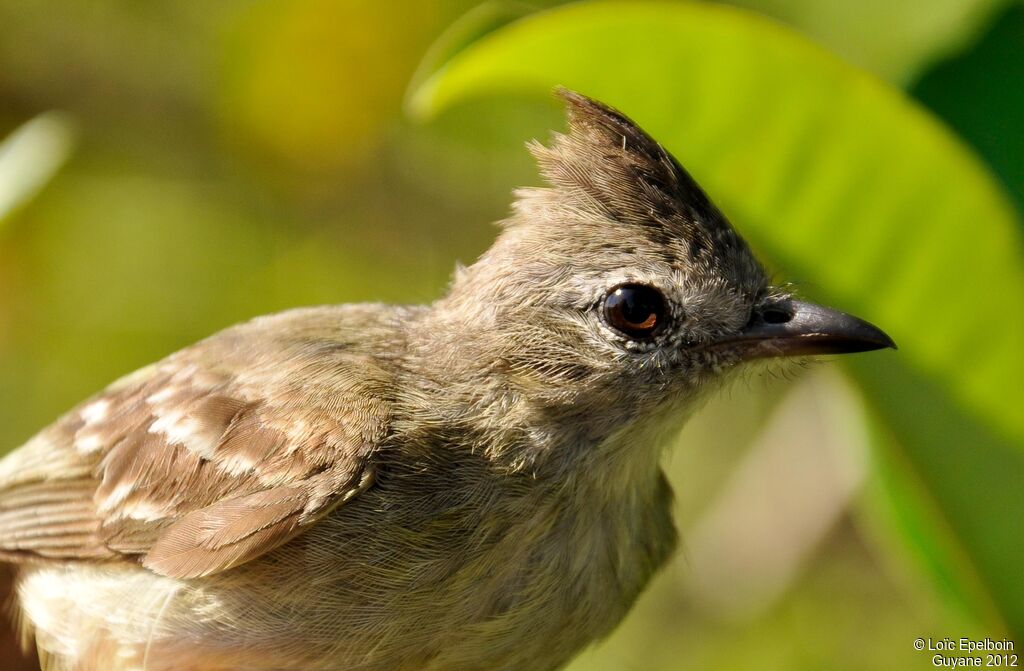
[[761, 307, 792, 325]]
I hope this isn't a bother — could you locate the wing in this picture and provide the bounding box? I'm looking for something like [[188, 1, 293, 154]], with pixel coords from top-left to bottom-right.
[[0, 306, 394, 579]]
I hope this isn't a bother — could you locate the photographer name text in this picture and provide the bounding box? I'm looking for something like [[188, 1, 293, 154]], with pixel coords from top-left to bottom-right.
[[913, 638, 1017, 668]]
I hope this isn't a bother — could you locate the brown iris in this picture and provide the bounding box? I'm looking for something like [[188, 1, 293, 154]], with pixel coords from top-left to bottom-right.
[[603, 284, 668, 339]]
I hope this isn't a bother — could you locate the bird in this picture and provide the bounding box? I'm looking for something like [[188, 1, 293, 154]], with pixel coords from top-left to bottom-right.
[[0, 89, 894, 671]]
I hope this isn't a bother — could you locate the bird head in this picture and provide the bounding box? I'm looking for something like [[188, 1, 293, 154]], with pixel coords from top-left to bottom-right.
[[429, 90, 893, 471]]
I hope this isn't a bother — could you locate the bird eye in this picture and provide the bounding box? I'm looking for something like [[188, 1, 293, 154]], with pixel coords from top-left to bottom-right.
[[603, 284, 668, 339]]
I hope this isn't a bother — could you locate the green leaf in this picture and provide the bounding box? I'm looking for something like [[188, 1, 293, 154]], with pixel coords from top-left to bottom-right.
[[410, 0, 1024, 635], [0, 112, 76, 230], [405, 0, 539, 108], [722, 0, 1010, 84]]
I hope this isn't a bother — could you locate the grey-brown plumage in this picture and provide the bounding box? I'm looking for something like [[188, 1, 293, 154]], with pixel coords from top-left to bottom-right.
[[0, 90, 893, 671]]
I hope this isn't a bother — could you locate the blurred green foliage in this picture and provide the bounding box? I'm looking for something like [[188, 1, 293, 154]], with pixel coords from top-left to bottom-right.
[[722, 0, 1009, 83], [912, 3, 1024, 211], [0, 1, 1021, 669]]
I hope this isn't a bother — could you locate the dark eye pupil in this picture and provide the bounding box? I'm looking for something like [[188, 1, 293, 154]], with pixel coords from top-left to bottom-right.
[[604, 284, 667, 338]]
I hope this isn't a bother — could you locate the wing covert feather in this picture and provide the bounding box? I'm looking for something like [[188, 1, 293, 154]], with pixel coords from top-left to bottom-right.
[[0, 306, 395, 578]]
